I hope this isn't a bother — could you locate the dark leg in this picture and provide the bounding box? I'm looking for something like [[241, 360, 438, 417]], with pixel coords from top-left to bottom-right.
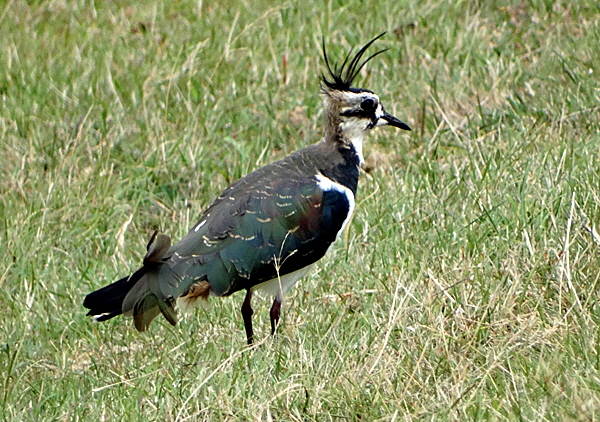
[[241, 289, 254, 345], [270, 297, 282, 336]]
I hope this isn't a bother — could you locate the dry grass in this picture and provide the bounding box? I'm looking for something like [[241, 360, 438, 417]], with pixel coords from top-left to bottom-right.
[[1, 0, 600, 420]]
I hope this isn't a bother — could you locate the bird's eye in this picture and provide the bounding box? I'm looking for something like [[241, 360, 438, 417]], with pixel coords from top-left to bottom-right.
[[360, 98, 376, 112]]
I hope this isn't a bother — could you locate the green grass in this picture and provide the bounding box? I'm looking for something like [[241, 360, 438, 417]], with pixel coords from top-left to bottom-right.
[[2, 0, 600, 420]]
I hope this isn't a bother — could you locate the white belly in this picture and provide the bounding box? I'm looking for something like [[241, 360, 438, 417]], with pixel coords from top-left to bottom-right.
[[252, 264, 315, 300]]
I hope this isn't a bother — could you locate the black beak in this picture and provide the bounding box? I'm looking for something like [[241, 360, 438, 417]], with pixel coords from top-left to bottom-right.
[[382, 111, 411, 131]]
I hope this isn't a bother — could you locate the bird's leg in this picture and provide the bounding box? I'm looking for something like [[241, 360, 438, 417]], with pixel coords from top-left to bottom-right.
[[270, 297, 282, 336], [241, 289, 254, 345]]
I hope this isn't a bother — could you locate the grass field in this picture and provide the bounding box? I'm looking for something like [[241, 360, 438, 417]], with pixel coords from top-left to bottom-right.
[[2, 0, 600, 420]]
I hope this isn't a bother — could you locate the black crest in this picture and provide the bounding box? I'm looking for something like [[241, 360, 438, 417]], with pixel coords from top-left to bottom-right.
[[322, 32, 388, 92]]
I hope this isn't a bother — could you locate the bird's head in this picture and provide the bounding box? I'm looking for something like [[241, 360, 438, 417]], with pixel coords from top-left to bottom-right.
[[321, 33, 410, 163]]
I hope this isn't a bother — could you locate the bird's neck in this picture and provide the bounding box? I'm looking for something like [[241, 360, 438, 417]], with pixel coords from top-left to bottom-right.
[[323, 107, 366, 167], [337, 123, 365, 166], [322, 146, 360, 195], [312, 130, 361, 195]]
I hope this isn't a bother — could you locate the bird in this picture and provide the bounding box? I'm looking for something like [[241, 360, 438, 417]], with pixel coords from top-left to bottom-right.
[[83, 33, 411, 345]]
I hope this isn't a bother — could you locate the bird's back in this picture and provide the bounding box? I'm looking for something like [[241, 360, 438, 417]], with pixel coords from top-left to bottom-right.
[[165, 140, 358, 295]]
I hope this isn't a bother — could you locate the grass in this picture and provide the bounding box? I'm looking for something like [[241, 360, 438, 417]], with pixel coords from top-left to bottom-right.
[[1, 0, 600, 420]]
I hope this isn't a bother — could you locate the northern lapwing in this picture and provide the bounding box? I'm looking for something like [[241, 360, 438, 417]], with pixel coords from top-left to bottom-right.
[[83, 33, 411, 345]]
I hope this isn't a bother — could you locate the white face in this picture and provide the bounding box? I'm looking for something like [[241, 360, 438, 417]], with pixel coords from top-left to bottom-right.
[[337, 91, 385, 165]]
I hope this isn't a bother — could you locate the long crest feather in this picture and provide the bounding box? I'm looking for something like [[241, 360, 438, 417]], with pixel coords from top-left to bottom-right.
[[322, 32, 388, 91]]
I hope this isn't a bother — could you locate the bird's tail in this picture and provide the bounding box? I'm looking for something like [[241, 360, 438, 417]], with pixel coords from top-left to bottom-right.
[[83, 232, 210, 331], [83, 270, 144, 322]]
